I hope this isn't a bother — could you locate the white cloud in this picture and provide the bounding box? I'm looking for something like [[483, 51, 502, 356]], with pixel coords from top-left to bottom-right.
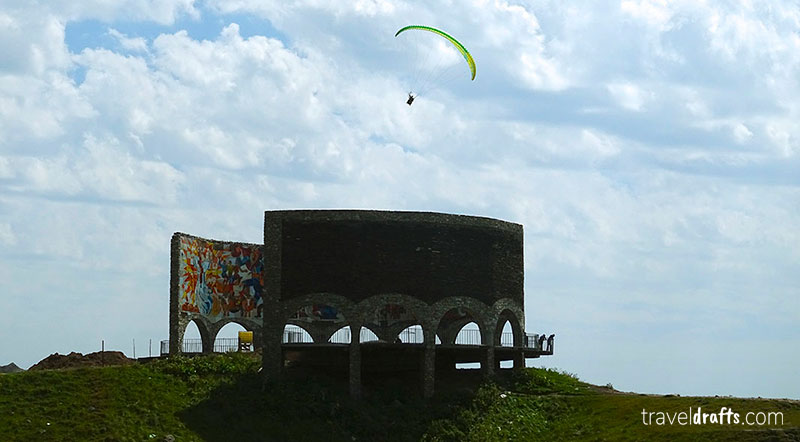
[[48, 0, 199, 24], [0, 0, 798, 399], [620, 0, 675, 31], [732, 123, 753, 144], [0, 223, 16, 246], [606, 82, 653, 111], [765, 122, 799, 157], [108, 28, 149, 53]]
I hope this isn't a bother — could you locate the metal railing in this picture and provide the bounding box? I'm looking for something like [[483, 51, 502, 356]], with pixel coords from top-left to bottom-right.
[[213, 338, 239, 353], [328, 327, 380, 344], [522, 333, 554, 351], [181, 338, 203, 353], [160, 331, 554, 355], [283, 328, 314, 343], [397, 326, 424, 344], [160, 338, 248, 354], [454, 329, 482, 345]]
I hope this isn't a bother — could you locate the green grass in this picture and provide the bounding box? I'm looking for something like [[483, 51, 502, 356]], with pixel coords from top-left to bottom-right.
[[0, 355, 797, 441]]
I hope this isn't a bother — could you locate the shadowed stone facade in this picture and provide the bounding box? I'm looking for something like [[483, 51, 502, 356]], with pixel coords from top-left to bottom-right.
[[170, 210, 551, 399]]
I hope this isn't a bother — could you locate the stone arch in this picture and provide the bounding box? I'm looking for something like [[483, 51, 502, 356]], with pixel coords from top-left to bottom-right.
[[178, 316, 213, 353], [279, 293, 357, 322], [493, 309, 523, 348], [209, 317, 259, 339], [281, 293, 355, 344], [212, 321, 247, 352], [326, 324, 380, 343], [357, 293, 431, 342], [430, 296, 492, 345], [490, 298, 525, 331], [489, 298, 524, 347]]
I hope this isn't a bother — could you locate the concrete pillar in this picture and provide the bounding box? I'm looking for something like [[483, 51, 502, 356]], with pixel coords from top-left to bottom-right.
[[422, 344, 436, 398], [262, 310, 285, 382], [422, 320, 436, 398], [251, 325, 264, 351], [482, 322, 495, 377], [349, 323, 362, 398], [513, 350, 525, 369], [198, 319, 214, 354], [484, 345, 495, 377], [170, 315, 191, 355], [307, 327, 332, 345]]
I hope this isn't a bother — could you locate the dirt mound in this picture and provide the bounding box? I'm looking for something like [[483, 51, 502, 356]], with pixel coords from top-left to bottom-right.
[[29, 351, 134, 370]]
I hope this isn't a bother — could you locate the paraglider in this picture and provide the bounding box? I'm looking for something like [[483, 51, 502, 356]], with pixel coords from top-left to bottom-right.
[[395, 25, 475, 106]]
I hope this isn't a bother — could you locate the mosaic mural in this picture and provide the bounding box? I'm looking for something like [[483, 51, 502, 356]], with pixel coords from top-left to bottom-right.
[[291, 304, 345, 323], [178, 236, 263, 320], [370, 303, 415, 327]]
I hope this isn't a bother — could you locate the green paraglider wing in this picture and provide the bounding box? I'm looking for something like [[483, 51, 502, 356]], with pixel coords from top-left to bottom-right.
[[395, 25, 476, 80]]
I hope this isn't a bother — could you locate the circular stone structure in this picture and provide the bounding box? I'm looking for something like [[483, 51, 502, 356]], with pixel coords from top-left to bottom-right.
[[170, 210, 551, 399]]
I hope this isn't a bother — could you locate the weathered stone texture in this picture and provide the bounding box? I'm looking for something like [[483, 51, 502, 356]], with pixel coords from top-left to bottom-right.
[[169, 210, 543, 399]]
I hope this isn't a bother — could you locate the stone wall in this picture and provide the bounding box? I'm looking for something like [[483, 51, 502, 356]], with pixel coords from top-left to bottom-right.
[[168, 210, 534, 399], [266, 210, 524, 306], [260, 210, 528, 398]]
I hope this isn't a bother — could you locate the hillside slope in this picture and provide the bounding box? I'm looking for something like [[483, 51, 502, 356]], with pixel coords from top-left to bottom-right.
[[0, 353, 797, 441]]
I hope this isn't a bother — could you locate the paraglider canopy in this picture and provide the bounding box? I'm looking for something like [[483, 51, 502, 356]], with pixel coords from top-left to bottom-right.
[[395, 25, 476, 106], [395, 25, 476, 80]]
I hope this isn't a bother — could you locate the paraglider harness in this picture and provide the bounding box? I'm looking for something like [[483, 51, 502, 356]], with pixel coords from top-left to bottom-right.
[[406, 93, 415, 106]]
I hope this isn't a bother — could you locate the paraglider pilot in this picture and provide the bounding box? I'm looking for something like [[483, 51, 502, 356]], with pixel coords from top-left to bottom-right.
[[406, 93, 415, 106]]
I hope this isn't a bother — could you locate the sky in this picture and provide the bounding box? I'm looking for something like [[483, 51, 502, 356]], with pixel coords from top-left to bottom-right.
[[0, 0, 798, 398]]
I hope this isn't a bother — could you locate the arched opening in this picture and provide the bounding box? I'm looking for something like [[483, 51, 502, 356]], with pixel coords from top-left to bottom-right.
[[437, 308, 483, 370], [329, 326, 351, 344], [437, 307, 483, 345], [494, 309, 522, 347], [280, 304, 349, 375], [454, 322, 483, 370], [454, 322, 483, 346], [214, 322, 247, 352], [397, 325, 424, 344], [182, 320, 203, 353], [328, 326, 381, 343], [499, 321, 514, 368], [287, 303, 347, 344], [393, 325, 442, 344], [283, 324, 314, 343], [499, 321, 514, 347], [365, 302, 419, 342], [360, 327, 379, 343]]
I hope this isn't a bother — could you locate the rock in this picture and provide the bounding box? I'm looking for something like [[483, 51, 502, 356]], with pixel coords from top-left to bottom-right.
[[0, 363, 24, 373]]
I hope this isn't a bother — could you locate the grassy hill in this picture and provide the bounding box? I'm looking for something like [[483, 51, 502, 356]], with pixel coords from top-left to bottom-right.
[[0, 353, 797, 441]]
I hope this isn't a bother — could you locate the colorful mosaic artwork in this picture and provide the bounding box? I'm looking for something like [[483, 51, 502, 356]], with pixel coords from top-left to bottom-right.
[[178, 236, 263, 319], [291, 304, 345, 323], [371, 303, 415, 327]]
